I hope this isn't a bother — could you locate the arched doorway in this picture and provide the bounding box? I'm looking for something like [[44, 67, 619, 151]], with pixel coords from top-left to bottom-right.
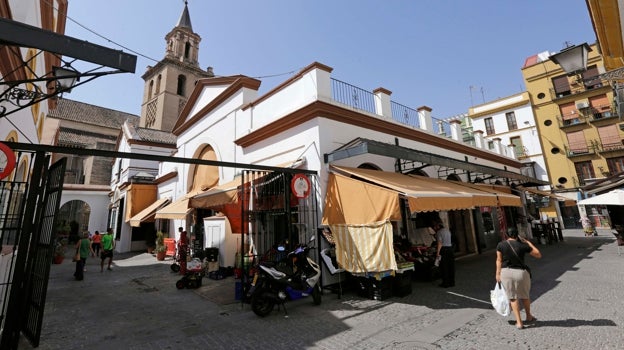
[[56, 200, 91, 243]]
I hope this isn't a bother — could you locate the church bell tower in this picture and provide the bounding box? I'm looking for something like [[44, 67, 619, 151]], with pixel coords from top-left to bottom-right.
[[140, 1, 214, 132]]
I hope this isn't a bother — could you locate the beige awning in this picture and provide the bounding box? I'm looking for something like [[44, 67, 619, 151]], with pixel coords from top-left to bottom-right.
[[154, 191, 202, 220], [453, 182, 522, 207], [520, 187, 577, 207], [331, 166, 498, 212], [322, 173, 401, 225], [189, 177, 242, 209], [128, 198, 170, 227]]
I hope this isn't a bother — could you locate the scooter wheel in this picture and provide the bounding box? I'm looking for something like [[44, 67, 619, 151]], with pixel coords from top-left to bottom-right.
[[312, 284, 322, 305], [176, 279, 186, 289], [171, 263, 180, 273], [251, 289, 275, 317]]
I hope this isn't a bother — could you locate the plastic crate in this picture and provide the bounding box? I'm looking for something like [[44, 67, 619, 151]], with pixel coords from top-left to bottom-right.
[[356, 276, 393, 301]]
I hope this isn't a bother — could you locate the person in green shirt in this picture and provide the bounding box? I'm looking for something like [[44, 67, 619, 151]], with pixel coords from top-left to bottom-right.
[[74, 232, 94, 281], [100, 227, 116, 272]]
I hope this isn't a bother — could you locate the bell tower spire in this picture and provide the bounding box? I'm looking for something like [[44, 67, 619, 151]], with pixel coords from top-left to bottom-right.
[[165, 1, 200, 66]]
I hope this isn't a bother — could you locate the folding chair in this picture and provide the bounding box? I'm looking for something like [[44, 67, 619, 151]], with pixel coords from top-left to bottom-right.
[[612, 231, 624, 256]]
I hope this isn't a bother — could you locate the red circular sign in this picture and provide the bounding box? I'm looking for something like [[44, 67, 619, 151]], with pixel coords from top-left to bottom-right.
[[291, 174, 311, 199], [0, 142, 16, 180]]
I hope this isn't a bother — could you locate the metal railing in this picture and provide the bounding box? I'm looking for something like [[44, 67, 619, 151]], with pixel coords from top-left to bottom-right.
[[432, 117, 452, 138], [549, 76, 609, 100], [330, 78, 376, 114], [330, 78, 473, 142], [565, 141, 598, 157], [390, 101, 420, 129], [597, 136, 624, 152], [557, 114, 588, 128]]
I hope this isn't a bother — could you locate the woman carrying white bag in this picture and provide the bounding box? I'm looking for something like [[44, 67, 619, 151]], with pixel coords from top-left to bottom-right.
[[495, 226, 542, 329]]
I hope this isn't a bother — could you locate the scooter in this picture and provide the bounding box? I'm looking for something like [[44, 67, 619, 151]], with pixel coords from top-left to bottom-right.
[[247, 236, 322, 317]]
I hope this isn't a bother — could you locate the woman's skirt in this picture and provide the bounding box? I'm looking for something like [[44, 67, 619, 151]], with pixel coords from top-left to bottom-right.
[[501, 267, 530, 299]]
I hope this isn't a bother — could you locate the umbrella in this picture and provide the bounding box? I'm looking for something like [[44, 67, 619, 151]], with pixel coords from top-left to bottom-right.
[[577, 189, 624, 206]]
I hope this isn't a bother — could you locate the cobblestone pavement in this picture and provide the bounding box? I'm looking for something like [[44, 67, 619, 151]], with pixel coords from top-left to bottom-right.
[[18, 229, 624, 349]]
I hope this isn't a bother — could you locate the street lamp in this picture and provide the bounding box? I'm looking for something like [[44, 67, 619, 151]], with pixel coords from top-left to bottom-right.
[[549, 42, 592, 75], [0, 65, 81, 118]]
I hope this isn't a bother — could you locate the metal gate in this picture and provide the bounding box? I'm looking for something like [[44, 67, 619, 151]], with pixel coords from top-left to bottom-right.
[[0, 150, 65, 349], [240, 170, 319, 281]]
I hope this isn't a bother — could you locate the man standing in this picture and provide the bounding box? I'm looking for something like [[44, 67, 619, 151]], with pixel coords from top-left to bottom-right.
[[100, 227, 115, 272], [433, 218, 455, 288]]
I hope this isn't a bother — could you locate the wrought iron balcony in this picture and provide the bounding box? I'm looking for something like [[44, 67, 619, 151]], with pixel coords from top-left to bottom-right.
[[549, 76, 609, 100], [557, 114, 588, 129], [564, 141, 598, 158]]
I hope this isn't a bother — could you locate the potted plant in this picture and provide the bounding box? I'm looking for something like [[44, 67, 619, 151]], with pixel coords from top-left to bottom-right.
[[155, 231, 166, 261], [53, 239, 65, 264]]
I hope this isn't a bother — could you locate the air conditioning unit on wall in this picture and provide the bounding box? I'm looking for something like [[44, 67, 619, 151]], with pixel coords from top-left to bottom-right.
[[576, 101, 590, 109]]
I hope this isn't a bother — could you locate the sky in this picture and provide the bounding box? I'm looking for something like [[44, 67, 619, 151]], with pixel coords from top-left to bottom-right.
[[62, 0, 596, 120]]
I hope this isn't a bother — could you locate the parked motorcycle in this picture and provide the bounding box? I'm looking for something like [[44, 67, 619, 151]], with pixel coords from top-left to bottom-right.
[[247, 236, 322, 317]]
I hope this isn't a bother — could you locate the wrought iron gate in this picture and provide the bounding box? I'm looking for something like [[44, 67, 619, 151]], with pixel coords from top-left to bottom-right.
[[0, 150, 65, 349], [240, 170, 319, 281]]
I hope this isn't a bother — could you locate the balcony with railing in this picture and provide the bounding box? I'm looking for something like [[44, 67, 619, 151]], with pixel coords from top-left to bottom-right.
[[596, 136, 624, 154], [549, 76, 609, 100], [557, 114, 588, 129], [330, 78, 456, 138], [587, 104, 619, 124], [565, 140, 598, 158]]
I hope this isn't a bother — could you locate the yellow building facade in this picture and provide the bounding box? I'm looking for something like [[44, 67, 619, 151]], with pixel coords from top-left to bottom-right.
[[522, 43, 624, 226]]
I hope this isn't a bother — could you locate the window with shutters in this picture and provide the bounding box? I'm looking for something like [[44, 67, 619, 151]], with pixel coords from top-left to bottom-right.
[[560, 102, 580, 125], [582, 65, 601, 89], [552, 75, 571, 97], [607, 157, 624, 174], [510, 136, 524, 157], [566, 130, 588, 153], [589, 94, 612, 119], [574, 161, 595, 185], [484, 117, 495, 135], [506, 112, 518, 130], [597, 124, 622, 150]]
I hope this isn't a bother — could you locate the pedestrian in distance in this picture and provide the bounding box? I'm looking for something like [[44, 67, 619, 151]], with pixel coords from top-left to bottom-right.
[[177, 227, 189, 275], [91, 230, 102, 257], [495, 226, 542, 329], [432, 218, 455, 288], [74, 232, 95, 281], [100, 227, 115, 272]]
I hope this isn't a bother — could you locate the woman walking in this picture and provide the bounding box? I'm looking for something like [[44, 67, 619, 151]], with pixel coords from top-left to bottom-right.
[[495, 227, 541, 329]]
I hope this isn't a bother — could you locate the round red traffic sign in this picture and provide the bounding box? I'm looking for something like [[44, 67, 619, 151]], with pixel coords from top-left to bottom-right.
[[0, 142, 16, 180], [291, 174, 311, 199]]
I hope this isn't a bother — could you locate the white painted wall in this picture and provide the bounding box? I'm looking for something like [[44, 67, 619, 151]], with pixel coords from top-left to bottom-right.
[[60, 190, 110, 234]]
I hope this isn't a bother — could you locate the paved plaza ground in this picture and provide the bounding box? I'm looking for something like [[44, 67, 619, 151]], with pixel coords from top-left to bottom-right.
[[17, 228, 624, 349]]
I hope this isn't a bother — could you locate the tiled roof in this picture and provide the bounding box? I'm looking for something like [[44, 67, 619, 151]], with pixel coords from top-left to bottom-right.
[[135, 127, 177, 145], [48, 99, 139, 129], [58, 127, 117, 147]]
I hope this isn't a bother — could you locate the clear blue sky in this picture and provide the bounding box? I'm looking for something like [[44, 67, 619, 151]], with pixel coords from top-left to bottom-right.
[[63, 0, 595, 120]]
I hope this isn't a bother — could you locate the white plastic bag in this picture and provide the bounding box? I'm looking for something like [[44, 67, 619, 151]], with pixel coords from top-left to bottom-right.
[[490, 282, 510, 316]]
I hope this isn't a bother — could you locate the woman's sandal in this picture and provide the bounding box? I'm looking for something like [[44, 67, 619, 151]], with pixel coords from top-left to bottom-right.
[[516, 324, 524, 330], [524, 317, 537, 324]]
